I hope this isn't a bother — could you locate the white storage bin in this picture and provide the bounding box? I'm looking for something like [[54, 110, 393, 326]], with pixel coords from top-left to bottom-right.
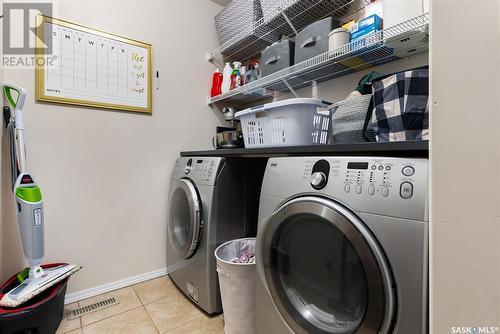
[[329, 27, 351, 55], [235, 98, 331, 148]]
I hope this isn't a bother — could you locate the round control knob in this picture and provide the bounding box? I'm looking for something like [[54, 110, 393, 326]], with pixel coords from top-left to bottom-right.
[[310, 172, 327, 190], [402, 166, 415, 176]]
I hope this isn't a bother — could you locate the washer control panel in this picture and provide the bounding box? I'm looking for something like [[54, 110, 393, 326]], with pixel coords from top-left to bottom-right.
[[340, 160, 415, 199], [172, 157, 222, 185], [305, 159, 421, 200], [346, 160, 421, 200], [266, 156, 428, 221]]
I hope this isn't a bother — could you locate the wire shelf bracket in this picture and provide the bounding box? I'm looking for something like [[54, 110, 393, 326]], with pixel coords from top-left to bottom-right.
[[283, 79, 300, 98], [281, 11, 298, 35]]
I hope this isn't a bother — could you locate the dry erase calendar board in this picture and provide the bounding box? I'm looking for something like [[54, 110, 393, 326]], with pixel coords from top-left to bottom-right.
[[36, 15, 152, 113]]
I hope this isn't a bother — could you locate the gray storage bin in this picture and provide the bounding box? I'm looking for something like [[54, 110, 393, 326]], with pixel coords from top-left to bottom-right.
[[295, 17, 338, 64], [261, 40, 295, 77]]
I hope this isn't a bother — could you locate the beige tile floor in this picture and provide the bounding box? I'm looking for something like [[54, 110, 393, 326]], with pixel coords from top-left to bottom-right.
[[57, 276, 224, 334]]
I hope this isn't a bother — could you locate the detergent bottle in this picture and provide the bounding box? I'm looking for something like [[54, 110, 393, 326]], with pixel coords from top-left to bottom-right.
[[210, 68, 223, 97], [221, 62, 233, 93]]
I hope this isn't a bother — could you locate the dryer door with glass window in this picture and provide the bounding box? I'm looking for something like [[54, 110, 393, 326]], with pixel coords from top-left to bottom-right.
[[258, 196, 395, 334], [168, 178, 203, 259]]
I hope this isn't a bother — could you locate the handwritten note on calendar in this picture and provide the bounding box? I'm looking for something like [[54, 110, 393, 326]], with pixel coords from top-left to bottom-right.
[[36, 16, 152, 113]]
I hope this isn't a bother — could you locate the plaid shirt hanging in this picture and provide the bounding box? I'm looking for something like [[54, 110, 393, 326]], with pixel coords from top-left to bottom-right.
[[370, 66, 429, 142]]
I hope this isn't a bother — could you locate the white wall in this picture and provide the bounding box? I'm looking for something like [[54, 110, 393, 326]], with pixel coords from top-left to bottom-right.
[[1, 0, 223, 294], [430, 0, 500, 332]]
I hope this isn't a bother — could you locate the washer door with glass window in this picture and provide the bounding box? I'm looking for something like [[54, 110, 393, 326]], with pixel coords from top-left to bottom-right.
[[259, 196, 395, 334], [168, 178, 203, 259]]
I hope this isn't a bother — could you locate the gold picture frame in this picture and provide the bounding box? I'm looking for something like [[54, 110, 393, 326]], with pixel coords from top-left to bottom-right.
[[35, 15, 152, 113]]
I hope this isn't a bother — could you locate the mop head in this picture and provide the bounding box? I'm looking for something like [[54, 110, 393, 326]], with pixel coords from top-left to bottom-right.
[[0, 264, 82, 308]]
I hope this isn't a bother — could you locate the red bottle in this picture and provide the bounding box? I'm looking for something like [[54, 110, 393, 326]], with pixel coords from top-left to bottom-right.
[[211, 68, 223, 97]]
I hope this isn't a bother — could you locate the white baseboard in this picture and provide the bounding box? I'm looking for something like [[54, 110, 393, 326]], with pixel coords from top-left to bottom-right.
[[64, 267, 169, 304]]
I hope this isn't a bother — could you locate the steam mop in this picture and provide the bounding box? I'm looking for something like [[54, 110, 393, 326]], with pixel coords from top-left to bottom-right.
[[0, 84, 81, 308]]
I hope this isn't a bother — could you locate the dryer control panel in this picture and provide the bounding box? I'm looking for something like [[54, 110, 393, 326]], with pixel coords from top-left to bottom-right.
[[171, 157, 223, 186], [263, 157, 429, 221]]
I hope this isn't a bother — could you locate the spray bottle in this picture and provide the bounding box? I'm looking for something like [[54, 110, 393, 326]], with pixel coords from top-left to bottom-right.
[[240, 66, 246, 86], [230, 62, 242, 90], [245, 64, 258, 83]]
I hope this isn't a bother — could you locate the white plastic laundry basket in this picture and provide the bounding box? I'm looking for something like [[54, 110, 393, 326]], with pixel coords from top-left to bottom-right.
[[235, 98, 331, 148], [215, 238, 256, 334]]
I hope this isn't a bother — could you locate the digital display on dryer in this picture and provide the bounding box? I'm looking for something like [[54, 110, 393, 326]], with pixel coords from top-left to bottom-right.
[[347, 162, 369, 170], [197, 160, 203, 164]]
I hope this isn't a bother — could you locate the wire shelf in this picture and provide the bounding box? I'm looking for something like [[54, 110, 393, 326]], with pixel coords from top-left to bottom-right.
[[209, 13, 429, 106], [211, 0, 370, 61]]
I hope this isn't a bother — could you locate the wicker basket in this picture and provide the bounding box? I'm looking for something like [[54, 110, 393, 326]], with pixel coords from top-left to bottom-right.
[[260, 0, 360, 36], [214, 0, 279, 58], [328, 94, 375, 143]]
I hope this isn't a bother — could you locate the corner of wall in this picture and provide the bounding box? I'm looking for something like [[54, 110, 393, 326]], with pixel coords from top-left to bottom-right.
[[430, 0, 500, 331]]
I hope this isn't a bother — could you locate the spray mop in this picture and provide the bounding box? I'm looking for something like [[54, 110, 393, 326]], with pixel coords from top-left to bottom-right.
[[0, 84, 81, 308]]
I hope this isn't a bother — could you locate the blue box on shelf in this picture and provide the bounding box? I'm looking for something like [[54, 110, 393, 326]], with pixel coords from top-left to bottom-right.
[[338, 14, 392, 69], [351, 14, 383, 42], [358, 14, 383, 30]]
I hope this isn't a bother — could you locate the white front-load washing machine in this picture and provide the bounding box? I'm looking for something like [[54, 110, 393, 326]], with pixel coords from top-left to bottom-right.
[[167, 157, 265, 314], [256, 156, 428, 334]]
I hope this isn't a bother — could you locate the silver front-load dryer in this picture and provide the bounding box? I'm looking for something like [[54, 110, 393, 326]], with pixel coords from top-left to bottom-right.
[[256, 157, 428, 334], [168, 157, 265, 314]]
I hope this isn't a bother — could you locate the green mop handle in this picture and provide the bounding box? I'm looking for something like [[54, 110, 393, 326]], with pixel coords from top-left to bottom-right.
[[3, 84, 26, 108]]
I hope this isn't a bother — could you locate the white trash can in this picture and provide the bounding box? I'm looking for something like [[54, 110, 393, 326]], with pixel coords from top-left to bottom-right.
[[215, 238, 256, 334]]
